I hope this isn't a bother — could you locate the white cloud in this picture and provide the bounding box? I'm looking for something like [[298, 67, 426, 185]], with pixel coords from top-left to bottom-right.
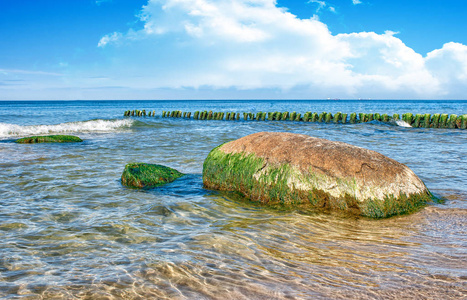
[[352, 0, 362, 5], [92, 0, 467, 99], [308, 0, 336, 14], [98, 32, 123, 47]]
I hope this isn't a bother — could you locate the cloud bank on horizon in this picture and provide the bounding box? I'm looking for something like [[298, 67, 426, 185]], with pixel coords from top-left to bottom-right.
[[94, 0, 467, 99], [2, 0, 467, 100]]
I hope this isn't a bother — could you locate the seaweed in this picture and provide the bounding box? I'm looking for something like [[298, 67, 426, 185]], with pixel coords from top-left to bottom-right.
[[15, 135, 83, 143], [121, 163, 184, 189]]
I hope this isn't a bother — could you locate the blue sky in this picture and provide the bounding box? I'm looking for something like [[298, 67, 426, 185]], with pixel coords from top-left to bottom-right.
[[1, 0, 466, 100]]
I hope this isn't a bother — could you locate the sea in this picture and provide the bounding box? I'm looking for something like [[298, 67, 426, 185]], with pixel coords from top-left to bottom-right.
[[0, 100, 466, 299]]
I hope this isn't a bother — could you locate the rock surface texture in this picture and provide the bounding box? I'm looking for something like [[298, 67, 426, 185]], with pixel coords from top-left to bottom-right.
[[121, 163, 184, 189], [15, 135, 83, 143], [203, 132, 433, 218]]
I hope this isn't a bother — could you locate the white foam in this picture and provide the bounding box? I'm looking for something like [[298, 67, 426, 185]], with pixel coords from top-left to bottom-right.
[[394, 119, 412, 128], [0, 119, 135, 138]]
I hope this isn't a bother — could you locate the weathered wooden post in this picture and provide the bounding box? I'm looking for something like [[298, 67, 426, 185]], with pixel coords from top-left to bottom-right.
[[439, 114, 448, 128], [430, 114, 440, 128], [290, 112, 296, 121], [423, 114, 431, 128], [318, 112, 326, 122], [358, 113, 366, 123], [403, 113, 413, 126], [342, 113, 348, 124], [325, 112, 332, 123], [333, 112, 342, 123], [349, 113, 357, 124], [311, 112, 318, 122], [448, 114, 458, 129], [413, 114, 422, 128], [460, 114, 467, 129]]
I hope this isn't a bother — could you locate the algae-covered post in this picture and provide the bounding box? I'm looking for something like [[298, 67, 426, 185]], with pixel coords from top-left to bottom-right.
[[423, 114, 431, 128], [448, 114, 458, 129], [311, 112, 318, 122], [413, 114, 422, 128], [203, 132, 435, 219], [461, 115, 467, 129], [342, 113, 348, 124], [333, 112, 342, 123], [318, 112, 325, 122]]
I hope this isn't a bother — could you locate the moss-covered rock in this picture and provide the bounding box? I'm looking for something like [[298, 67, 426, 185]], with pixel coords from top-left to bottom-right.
[[15, 135, 83, 143], [203, 132, 434, 218], [121, 163, 184, 189]]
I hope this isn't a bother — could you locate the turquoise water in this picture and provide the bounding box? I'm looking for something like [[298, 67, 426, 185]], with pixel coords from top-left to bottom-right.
[[0, 100, 466, 299]]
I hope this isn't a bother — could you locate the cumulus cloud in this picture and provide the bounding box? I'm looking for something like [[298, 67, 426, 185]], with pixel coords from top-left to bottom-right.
[[96, 0, 467, 99], [352, 0, 362, 5]]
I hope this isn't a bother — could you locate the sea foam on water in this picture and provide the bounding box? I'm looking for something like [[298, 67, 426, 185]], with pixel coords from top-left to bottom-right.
[[0, 119, 134, 139]]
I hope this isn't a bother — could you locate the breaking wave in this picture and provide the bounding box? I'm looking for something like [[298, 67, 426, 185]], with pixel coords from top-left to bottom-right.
[[393, 119, 413, 127], [0, 119, 135, 138]]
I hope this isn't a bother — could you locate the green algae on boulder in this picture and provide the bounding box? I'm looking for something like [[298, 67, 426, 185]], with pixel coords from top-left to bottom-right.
[[15, 135, 83, 143], [121, 163, 184, 189], [203, 132, 434, 218]]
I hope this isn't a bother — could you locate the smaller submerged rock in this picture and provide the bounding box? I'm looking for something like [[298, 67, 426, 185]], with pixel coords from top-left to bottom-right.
[[15, 135, 83, 143], [121, 163, 184, 189]]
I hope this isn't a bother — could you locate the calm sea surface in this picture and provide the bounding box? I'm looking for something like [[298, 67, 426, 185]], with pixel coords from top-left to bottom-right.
[[0, 100, 466, 299]]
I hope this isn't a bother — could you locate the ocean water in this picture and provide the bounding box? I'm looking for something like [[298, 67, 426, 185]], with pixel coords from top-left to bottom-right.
[[0, 100, 466, 299]]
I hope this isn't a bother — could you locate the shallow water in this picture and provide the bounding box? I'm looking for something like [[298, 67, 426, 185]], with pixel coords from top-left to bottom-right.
[[0, 100, 466, 299]]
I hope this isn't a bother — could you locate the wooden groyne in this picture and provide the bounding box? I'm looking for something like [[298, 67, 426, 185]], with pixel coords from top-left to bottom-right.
[[123, 110, 467, 129]]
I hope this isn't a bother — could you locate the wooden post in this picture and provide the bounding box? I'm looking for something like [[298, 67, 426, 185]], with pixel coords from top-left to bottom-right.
[[342, 113, 348, 124], [333, 112, 342, 123], [460, 114, 467, 129], [448, 114, 458, 129], [311, 112, 318, 122], [413, 114, 422, 128], [318, 112, 325, 122], [439, 114, 448, 128], [423, 114, 431, 128]]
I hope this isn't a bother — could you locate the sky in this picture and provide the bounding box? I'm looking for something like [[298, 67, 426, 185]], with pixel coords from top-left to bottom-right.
[[1, 0, 466, 100]]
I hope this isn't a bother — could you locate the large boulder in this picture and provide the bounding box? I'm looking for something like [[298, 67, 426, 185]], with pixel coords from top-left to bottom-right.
[[121, 163, 184, 189], [203, 132, 433, 218], [15, 135, 83, 143]]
